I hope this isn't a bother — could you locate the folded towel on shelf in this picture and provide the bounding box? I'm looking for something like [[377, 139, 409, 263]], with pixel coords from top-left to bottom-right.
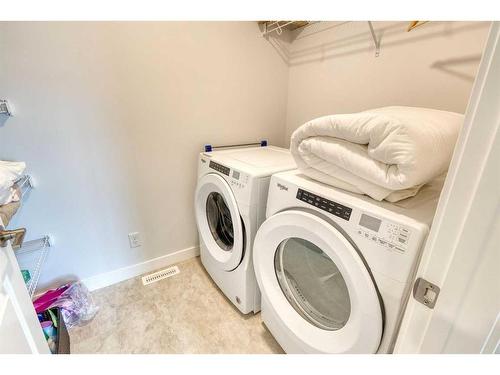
[[290, 106, 463, 202], [0, 197, 21, 227], [0, 161, 26, 205]]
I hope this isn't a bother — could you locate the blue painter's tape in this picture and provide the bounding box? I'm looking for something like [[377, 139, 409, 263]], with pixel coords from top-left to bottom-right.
[[204, 144, 212, 152]]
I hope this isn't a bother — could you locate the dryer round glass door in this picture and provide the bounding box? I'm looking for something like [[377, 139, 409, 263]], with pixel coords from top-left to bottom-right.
[[275, 237, 351, 331], [253, 209, 383, 353], [195, 173, 244, 271]]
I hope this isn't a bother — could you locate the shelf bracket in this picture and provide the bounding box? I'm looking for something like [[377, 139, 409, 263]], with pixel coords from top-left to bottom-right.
[[0, 99, 14, 116], [262, 21, 295, 37], [367, 21, 380, 57], [15, 175, 34, 199]]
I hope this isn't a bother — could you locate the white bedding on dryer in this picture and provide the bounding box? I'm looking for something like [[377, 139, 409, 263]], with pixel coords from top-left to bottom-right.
[[290, 106, 463, 202]]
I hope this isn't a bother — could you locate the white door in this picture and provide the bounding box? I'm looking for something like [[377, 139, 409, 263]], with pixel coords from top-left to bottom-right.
[[395, 22, 500, 354], [0, 223, 50, 353], [195, 173, 245, 271], [253, 210, 383, 353]]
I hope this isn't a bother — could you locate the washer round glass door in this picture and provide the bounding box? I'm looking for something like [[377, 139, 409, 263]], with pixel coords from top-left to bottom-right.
[[253, 210, 383, 353], [195, 173, 244, 271], [206, 191, 234, 252]]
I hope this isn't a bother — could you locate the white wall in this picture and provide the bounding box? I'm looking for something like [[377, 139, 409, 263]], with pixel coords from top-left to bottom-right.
[[0, 21, 489, 290], [0, 22, 289, 287], [283, 21, 490, 141]]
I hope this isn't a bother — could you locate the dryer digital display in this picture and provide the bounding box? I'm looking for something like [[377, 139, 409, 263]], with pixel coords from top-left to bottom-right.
[[359, 214, 382, 232]]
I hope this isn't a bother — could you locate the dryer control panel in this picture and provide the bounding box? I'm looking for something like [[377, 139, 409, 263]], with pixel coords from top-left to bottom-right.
[[294, 187, 413, 254], [357, 213, 411, 253], [296, 188, 352, 221]]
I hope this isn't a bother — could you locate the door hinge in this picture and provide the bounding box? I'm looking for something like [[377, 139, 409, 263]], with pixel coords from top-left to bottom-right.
[[413, 277, 441, 309]]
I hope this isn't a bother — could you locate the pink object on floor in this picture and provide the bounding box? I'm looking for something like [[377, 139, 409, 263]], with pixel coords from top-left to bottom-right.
[[33, 284, 70, 313], [33, 282, 98, 328]]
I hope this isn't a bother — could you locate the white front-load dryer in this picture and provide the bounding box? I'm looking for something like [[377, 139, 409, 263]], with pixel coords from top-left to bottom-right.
[[253, 170, 442, 352], [195, 146, 296, 314]]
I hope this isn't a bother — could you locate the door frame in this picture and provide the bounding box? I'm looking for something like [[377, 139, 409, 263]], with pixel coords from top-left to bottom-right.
[[395, 21, 500, 353], [1, 218, 50, 354]]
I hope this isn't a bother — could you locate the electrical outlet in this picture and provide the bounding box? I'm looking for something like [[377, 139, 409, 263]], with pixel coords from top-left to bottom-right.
[[128, 232, 142, 248]]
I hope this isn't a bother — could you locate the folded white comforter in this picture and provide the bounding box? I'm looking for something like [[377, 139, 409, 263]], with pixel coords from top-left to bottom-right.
[[290, 106, 463, 202], [0, 161, 26, 205]]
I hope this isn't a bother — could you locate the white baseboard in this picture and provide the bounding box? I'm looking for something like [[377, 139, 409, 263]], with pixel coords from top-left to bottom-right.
[[82, 245, 199, 291]]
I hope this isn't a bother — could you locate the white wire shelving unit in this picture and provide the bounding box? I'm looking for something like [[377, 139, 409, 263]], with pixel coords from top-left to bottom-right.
[[261, 21, 317, 37], [7, 174, 52, 299], [14, 236, 51, 298], [260, 21, 382, 57]]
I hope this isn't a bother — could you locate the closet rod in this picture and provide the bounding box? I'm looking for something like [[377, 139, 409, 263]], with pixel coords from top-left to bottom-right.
[[204, 140, 268, 152]]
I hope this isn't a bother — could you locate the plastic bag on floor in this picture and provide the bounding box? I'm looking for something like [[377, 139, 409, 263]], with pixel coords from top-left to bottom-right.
[[33, 282, 98, 328]]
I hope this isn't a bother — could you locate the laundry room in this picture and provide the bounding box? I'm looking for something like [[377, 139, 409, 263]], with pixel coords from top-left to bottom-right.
[[1, 2, 499, 370]]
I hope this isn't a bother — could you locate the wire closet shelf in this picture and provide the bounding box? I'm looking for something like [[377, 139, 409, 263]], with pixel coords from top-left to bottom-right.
[[15, 236, 51, 299], [10, 174, 52, 299]]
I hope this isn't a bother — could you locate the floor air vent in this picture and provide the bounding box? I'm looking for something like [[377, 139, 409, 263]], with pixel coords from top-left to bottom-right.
[[142, 266, 180, 286]]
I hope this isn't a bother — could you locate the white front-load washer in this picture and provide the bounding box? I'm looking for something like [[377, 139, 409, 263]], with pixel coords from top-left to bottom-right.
[[195, 146, 296, 314], [253, 170, 442, 353]]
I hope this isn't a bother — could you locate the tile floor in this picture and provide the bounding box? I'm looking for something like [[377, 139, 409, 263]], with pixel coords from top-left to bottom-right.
[[69, 257, 284, 354]]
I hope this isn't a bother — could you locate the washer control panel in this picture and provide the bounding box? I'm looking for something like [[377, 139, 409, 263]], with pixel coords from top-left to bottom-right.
[[208, 160, 249, 189], [357, 212, 411, 253], [209, 161, 230, 176], [229, 169, 249, 189], [296, 188, 352, 221]]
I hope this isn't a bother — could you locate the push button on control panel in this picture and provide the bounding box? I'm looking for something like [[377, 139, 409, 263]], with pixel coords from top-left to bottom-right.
[[230, 180, 245, 189], [297, 189, 352, 221], [387, 223, 411, 246], [358, 228, 406, 253], [209, 161, 230, 176]]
